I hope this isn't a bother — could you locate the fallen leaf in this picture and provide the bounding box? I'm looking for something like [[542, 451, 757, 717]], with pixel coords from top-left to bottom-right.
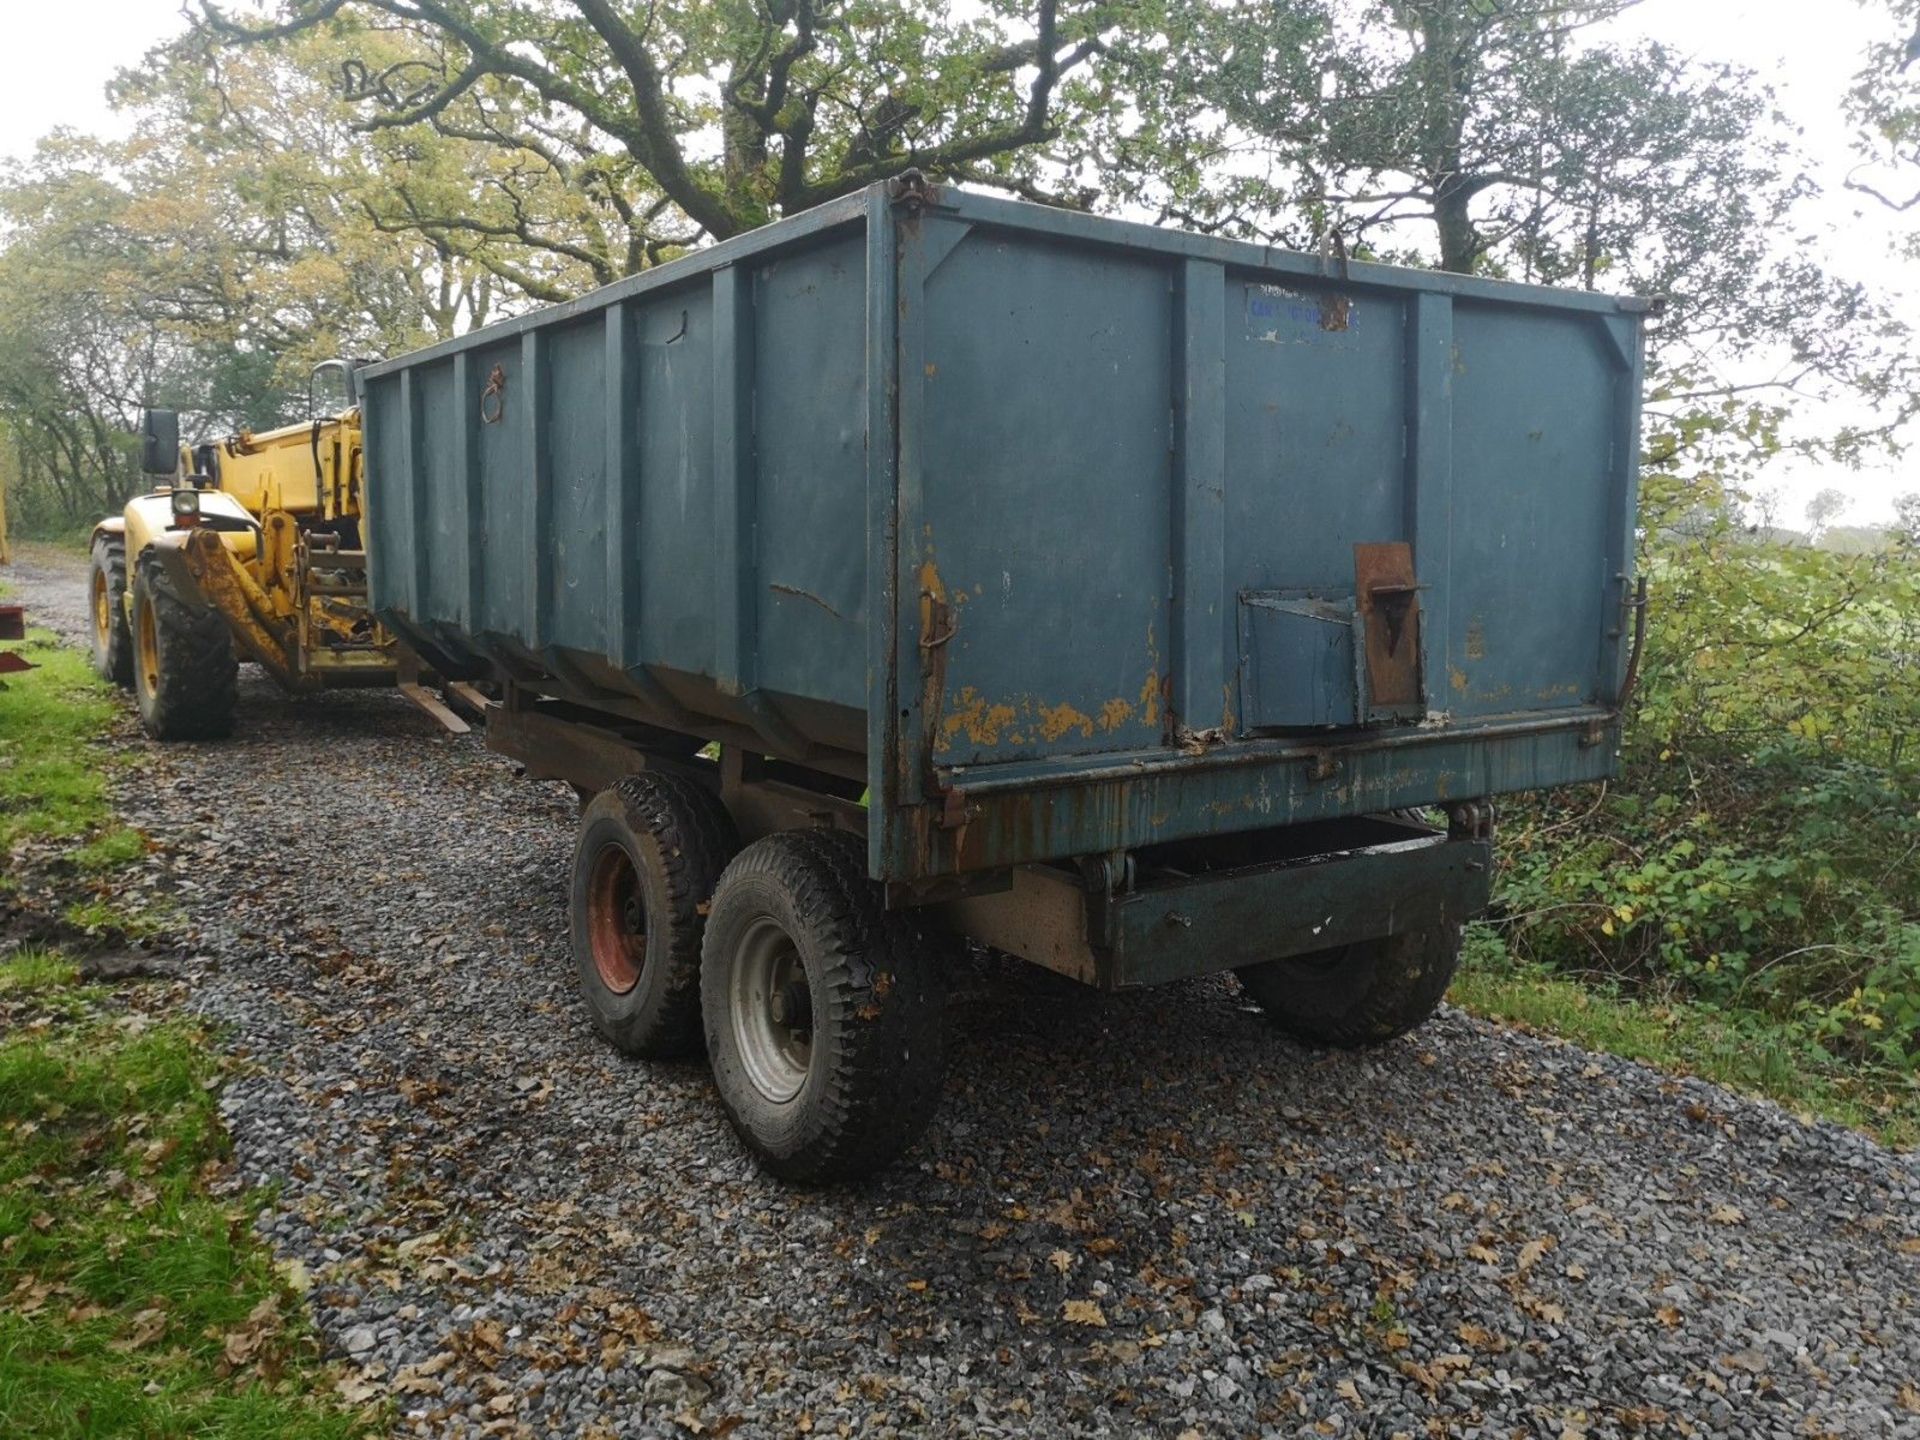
[[1062, 1299, 1107, 1328], [1709, 1205, 1745, 1226], [110, 1307, 168, 1353], [1517, 1236, 1555, 1273], [337, 1374, 381, 1405], [1656, 1305, 1683, 1328], [1048, 1250, 1073, 1276], [1458, 1322, 1506, 1352]]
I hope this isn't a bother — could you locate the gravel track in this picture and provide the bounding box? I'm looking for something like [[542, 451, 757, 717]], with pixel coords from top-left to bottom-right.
[[7, 544, 1920, 1439]]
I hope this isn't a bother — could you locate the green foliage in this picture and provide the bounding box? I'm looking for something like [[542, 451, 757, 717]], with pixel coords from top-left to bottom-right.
[[0, 954, 371, 1440], [196, 1, 1123, 244], [1488, 444, 1920, 1073], [0, 31, 531, 530]]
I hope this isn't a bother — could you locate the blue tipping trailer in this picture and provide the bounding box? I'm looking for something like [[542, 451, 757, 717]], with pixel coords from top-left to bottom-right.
[[361, 174, 1649, 1180]]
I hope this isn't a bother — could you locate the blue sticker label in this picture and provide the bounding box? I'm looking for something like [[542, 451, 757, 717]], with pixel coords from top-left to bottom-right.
[[1247, 283, 1356, 340]]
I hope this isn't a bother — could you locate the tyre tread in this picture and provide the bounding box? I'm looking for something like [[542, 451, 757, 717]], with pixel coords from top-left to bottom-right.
[[704, 829, 946, 1184], [574, 769, 737, 1058], [88, 535, 133, 687], [132, 550, 237, 740]]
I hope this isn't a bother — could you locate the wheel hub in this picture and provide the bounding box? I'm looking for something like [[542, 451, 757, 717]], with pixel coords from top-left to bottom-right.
[[585, 843, 647, 995], [731, 918, 814, 1104], [768, 979, 812, 1030]]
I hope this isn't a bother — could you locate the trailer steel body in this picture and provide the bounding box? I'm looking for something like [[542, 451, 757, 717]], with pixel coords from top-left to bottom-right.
[[362, 177, 1648, 1179]]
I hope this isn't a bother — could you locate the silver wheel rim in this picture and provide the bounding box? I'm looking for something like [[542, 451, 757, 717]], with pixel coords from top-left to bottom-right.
[[729, 917, 813, 1104]]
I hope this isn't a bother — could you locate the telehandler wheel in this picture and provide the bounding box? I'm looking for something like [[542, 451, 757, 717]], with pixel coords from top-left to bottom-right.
[[701, 829, 947, 1184], [1235, 924, 1463, 1049], [129, 551, 238, 741], [569, 770, 738, 1059], [87, 534, 133, 688]]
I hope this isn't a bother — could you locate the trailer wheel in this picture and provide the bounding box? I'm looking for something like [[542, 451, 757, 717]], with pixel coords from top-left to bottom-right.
[[701, 829, 946, 1183], [570, 771, 737, 1059], [1235, 924, 1462, 1049], [87, 534, 133, 688], [129, 551, 238, 741]]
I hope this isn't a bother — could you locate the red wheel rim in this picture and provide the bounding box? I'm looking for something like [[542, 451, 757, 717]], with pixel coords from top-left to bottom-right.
[[586, 842, 647, 994]]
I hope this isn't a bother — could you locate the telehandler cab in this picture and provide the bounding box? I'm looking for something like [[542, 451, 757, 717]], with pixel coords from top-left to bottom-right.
[[88, 361, 398, 739]]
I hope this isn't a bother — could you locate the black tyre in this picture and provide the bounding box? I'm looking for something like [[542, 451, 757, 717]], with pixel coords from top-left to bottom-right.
[[1235, 924, 1463, 1048], [129, 550, 238, 741], [701, 829, 947, 1183], [87, 533, 133, 687], [570, 770, 737, 1058]]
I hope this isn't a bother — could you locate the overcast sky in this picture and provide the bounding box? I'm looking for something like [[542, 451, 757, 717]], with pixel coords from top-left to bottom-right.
[[5, 1, 1913, 524]]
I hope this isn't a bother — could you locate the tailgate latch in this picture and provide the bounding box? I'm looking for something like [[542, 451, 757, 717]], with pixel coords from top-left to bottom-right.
[[1354, 541, 1425, 715]]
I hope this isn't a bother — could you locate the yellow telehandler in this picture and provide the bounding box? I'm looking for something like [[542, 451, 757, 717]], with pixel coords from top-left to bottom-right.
[[87, 362, 398, 739]]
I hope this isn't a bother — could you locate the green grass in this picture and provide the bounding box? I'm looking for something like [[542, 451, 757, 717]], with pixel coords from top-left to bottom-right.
[[1, 620, 370, 1437], [0, 953, 372, 1440], [69, 827, 148, 871], [1453, 925, 1920, 1149], [0, 628, 121, 854]]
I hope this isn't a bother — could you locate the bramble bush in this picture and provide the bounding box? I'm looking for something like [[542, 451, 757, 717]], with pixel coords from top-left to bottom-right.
[[1485, 442, 1920, 1070]]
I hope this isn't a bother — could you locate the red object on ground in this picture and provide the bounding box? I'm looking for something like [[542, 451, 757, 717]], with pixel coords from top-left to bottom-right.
[[0, 601, 33, 672]]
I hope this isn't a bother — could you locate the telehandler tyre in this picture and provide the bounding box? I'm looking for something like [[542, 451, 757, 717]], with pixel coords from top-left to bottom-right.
[[129, 551, 237, 741], [1235, 924, 1462, 1049], [569, 770, 737, 1059], [87, 533, 133, 688], [701, 829, 947, 1184]]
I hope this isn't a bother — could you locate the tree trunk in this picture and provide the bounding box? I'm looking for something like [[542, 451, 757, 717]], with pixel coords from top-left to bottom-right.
[[1414, 5, 1480, 275]]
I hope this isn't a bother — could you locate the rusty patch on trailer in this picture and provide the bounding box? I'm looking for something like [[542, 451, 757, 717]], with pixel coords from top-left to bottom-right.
[[1099, 697, 1134, 731], [1036, 701, 1096, 742], [1139, 669, 1163, 728], [1450, 665, 1470, 694], [942, 687, 1022, 747], [1465, 618, 1487, 661]]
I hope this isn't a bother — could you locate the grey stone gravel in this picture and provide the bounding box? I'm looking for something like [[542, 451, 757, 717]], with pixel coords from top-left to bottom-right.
[[8, 545, 1920, 1438]]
